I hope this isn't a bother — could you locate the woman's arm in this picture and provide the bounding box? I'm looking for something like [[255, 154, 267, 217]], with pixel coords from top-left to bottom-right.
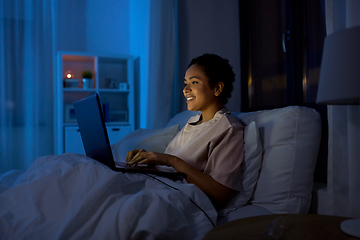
[[170, 155, 236, 209], [126, 150, 236, 209]]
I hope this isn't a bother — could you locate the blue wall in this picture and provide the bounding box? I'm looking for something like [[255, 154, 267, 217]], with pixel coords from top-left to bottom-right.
[[86, 0, 130, 55]]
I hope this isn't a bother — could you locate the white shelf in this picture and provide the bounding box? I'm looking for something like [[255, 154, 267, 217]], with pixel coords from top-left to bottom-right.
[[55, 51, 135, 154]]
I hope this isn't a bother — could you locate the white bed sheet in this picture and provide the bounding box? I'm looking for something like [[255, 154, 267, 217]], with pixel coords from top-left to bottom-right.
[[217, 205, 273, 226], [0, 153, 217, 240]]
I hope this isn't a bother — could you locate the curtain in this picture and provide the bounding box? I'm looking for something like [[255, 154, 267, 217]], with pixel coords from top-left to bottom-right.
[[0, 0, 55, 173], [146, 0, 179, 129], [326, 0, 360, 218]]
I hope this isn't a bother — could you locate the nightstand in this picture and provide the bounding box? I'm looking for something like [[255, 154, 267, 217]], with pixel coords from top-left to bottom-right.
[[204, 214, 357, 240]]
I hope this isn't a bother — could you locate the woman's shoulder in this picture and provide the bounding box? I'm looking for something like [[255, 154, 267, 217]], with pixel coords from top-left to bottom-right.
[[216, 108, 244, 129], [184, 108, 244, 131]]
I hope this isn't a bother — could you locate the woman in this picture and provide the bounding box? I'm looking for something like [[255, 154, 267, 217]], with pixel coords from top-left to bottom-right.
[[126, 53, 244, 209]]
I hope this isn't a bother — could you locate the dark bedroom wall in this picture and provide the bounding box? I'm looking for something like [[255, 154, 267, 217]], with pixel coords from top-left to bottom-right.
[[177, 0, 241, 113], [56, 0, 130, 54], [86, 0, 130, 55], [57, 0, 87, 52]]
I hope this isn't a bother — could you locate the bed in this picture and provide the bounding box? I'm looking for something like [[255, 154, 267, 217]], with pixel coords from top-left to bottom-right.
[[0, 106, 321, 239]]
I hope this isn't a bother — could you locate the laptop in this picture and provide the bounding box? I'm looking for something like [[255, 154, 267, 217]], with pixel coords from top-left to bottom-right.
[[73, 93, 185, 179]]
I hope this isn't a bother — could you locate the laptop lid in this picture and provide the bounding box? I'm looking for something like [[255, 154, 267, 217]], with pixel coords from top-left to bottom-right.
[[73, 93, 115, 169], [73, 93, 186, 179]]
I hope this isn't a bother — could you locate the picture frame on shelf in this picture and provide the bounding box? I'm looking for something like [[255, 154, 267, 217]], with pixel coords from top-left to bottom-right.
[[64, 104, 77, 123]]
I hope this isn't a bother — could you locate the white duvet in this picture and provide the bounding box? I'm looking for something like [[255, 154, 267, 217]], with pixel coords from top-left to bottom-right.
[[0, 153, 217, 240]]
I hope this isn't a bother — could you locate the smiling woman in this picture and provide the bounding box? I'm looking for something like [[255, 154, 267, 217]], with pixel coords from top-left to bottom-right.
[[183, 54, 235, 121], [183, 64, 224, 121], [127, 53, 244, 209]]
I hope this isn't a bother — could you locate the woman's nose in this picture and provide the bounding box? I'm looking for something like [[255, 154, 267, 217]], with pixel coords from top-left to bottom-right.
[[183, 84, 190, 93]]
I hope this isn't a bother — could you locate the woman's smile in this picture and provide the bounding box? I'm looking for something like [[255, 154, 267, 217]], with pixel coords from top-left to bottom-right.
[[186, 96, 195, 102]]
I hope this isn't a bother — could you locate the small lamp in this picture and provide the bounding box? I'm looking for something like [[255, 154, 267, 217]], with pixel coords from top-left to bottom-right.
[[317, 25, 360, 238], [66, 70, 73, 79]]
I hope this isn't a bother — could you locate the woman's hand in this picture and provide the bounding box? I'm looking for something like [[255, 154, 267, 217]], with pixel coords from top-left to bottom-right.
[[126, 149, 174, 167], [125, 149, 145, 164], [126, 149, 236, 209]]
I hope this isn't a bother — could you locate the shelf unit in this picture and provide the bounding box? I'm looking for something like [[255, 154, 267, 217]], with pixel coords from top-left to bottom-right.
[[55, 51, 134, 155]]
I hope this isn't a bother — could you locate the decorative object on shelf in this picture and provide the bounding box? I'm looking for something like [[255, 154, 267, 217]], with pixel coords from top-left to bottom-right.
[[63, 70, 79, 88], [82, 70, 93, 89], [64, 104, 77, 123], [66, 70, 74, 79], [119, 82, 129, 91], [316, 25, 360, 238], [105, 78, 119, 89]]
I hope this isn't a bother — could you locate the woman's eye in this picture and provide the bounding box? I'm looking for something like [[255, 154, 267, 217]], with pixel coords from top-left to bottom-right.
[[184, 81, 198, 87]]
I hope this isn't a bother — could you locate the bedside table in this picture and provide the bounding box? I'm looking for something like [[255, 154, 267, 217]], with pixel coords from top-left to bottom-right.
[[204, 214, 357, 240]]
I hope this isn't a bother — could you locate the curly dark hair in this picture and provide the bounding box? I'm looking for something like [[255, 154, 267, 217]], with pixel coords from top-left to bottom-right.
[[187, 53, 235, 104]]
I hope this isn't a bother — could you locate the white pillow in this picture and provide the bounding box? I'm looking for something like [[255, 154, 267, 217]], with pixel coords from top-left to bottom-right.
[[237, 106, 321, 214], [220, 121, 263, 216], [112, 124, 180, 163]]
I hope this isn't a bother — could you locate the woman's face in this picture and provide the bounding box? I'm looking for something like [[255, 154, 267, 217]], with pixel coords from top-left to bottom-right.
[[183, 64, 220, 113]]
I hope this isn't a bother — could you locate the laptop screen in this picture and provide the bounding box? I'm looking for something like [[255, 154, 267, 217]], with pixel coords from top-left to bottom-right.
[[73, 93, 115, 169]]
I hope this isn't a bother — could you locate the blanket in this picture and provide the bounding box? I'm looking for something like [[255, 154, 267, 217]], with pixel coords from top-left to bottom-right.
[[0, 153, 217, 240]]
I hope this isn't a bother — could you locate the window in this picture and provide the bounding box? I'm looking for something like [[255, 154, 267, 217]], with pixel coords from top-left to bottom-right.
[[239, 0, 327, 183], [240, 0, 326, 110]]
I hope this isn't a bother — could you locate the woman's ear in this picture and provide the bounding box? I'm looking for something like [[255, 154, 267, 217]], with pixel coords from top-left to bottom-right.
[[214, 82, 224, 96]]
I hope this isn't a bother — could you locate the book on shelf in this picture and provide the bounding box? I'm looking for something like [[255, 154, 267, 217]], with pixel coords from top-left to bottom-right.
[[102, 103, 110, 122], [63, 79, 79, 88]]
